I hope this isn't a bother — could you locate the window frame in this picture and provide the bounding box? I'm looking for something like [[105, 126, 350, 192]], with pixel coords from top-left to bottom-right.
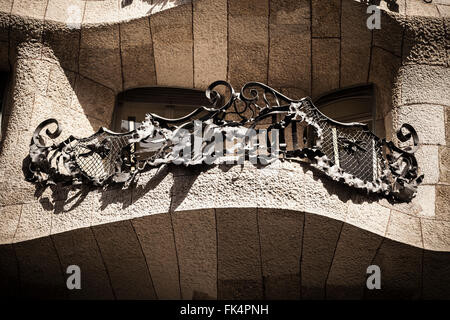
[[111, 86, 213, 132], [313, 83, 376, 131]]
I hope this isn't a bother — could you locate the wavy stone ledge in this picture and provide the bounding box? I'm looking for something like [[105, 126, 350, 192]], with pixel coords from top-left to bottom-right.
[[1, 208, 450, 299], [1, 160, 448, 252]]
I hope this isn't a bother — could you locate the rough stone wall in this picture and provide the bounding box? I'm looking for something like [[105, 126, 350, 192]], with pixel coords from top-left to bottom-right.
[[0, 0, 449, 299]]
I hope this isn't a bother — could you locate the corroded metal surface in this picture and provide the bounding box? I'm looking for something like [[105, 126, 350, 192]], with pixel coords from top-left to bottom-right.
[[25, 81, 423, 202]]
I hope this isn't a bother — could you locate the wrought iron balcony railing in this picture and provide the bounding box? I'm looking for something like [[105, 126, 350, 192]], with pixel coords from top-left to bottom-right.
[[25, 81, 423, 202]]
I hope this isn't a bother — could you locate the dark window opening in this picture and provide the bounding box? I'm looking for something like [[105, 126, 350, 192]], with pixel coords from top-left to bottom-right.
[[113, 87, 213, 132], [113, 87, 214, 161], [314, 84, 375, 131]]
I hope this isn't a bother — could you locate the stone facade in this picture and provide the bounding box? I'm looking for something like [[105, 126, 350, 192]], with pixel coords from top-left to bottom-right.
[[0, 0, 449, 299]]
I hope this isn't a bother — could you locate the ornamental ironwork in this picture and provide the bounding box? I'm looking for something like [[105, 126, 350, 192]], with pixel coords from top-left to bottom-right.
[[24, 81, 423, 202]]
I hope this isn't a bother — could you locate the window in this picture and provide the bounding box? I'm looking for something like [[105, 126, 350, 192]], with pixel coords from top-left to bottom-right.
[[113, 87, 214, 132], [113, 87, 215, 161], [314, 84, 375, 131]]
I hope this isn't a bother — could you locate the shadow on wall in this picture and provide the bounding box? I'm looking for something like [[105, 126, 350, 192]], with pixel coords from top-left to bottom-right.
[[26, 158, 385, 217]]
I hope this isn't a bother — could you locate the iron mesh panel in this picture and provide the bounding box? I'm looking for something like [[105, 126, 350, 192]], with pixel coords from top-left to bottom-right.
[[73, 133, 130, 182], [300, 99, 384, 183]]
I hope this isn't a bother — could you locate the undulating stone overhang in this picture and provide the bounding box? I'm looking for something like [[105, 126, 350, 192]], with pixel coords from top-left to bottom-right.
[[2, 205, 450, 299], [1, 161, 448, 250]]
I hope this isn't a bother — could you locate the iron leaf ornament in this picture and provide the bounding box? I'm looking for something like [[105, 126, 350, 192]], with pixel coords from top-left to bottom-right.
[[25, 81, 423, 202]]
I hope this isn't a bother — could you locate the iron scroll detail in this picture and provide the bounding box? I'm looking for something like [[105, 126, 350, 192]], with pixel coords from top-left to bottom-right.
[[25, 81, 423, 202]]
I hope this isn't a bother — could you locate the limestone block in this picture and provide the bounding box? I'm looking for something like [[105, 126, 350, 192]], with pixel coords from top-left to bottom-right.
[[14, 200, 52, 243], [79, 25, 122, 91], [5, 59, 52, 133], [439, 146, 450, 183], [172, 209, 217, 299], [395, 104, 445, 146], [341, 0, 372, 87], [130, 167, 173, 218], [373, 11, 403, 57], [30, 95, 101, 140], [193, 0, 227, 89], [369, 47, 401, 118], [9, 14, 43, 50], [0, 244, 19, 298], [435, 184, 450, 221], [398, 65, 450, 106], [0, 183, 36, 208], [83, 0, 119, 24], [52, 228, 115, 299], [423, 250, 450, 299], [45, 0, 85, 26], [42, 21, 80, 72], [171, 171, 218, 211], [311, 0, 340, 37], [312, 38, 340, 97], [366, 239, 422, 299], [403, 16, 446, 66], [386, 211, 423, 248], [377, 185, 431, 220], [0, 204, 21, 245], [14, 237, 67, 299], [51, 191, 100, 235], [11, 0, 47, 19], [406, 0, 440, 17], [326, 224, 383, 299], [120, 17, 157, 89], [228, 0, 269, 88], [346, 195, 391, 237], [92, 220, 157, 299], [90, 188, 132, 226], [437, 4, 450, 17], [150, 4, 194, 87], [421, 217, 450, 251], [215, 167, 266, 209], [0, 0, 12, 13], [132, 213, 181, 299], [446, 106, 450, 145], [301, 213, 343, 299], [72, 74, 115, 123], [216, 207, 263, 299], [413, 145, 440, 185], [268, 0, 310, 94], [47, 64, 77, 106], [258, 208, 303, 299], [256, 167, 307, 212], [415, 185, 436, 217]]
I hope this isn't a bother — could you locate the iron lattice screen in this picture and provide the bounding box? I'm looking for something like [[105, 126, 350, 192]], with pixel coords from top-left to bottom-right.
[[26, 81, 423, 202]]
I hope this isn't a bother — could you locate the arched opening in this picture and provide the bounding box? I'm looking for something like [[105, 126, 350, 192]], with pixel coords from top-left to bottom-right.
[[314, 84, 375, 131], [112, 87, 214, 132]]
